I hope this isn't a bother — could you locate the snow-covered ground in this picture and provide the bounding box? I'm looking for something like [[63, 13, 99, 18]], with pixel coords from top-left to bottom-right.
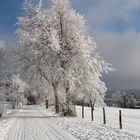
[[0, 108, 16, 140], [51, 117, 140, 140], [0, 105, 76, 140], [75, 106, 140, 136], [0, 105, 140, 140], [46, 106, 140, 140]]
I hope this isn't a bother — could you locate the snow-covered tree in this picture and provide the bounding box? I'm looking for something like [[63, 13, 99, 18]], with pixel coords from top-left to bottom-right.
[[126, 94, 136, 108], [7, 75, 27, 107], [116, 92, 136, 108], [0, 40, 6, 102], [0, 40, 5, 79], [15, 0, 113, 116], [15, 0, 62, 113], [46, 0, 113, 115]]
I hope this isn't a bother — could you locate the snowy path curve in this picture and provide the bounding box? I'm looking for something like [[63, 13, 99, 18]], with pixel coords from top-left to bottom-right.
[[3, 105, 77, 140]]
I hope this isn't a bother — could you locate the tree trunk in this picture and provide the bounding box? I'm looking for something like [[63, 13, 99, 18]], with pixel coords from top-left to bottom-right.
[[90, 101, 94, 121], [66, 93, 76, 116], [63, 81, 76, 116], [52, 82, 59, 114]]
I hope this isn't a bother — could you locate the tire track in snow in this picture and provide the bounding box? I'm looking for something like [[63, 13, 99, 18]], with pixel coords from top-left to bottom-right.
[[36, 107, 77, 140], [4, 119, 21, 140], [2, 105, 77, 140]]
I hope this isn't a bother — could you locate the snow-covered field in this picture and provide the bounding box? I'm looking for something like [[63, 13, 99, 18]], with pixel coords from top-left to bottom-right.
[[47, 106, 140, 140], [51, 117, 140, 140], [75, 106, 140, 136]]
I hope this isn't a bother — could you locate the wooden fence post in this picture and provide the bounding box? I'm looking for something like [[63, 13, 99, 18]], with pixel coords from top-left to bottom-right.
[[119, 110, 122, 129], [91, 106, 94, 121], [82, 105, 84, 118], [103, 107, 106, 125], [46, 99, 48, 109]]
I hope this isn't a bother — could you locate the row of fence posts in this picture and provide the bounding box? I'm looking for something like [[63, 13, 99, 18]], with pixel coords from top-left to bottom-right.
[[82, 106, 122, 129]]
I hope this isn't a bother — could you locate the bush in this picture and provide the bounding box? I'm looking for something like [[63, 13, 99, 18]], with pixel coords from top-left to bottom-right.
[[59, 103, 76, 117]]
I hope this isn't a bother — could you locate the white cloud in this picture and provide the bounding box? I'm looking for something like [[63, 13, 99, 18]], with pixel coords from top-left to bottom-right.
[[95, 31, 140, 77], [71, 0, 140, 89], [86, 0, 140, 30]]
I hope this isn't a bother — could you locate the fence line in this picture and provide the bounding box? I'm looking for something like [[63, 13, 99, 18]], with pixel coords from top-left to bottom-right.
[[80, 105, 123, 129]]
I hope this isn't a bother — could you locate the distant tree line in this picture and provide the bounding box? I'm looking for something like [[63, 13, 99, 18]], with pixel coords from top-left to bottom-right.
[[105, 90, 139, 108]]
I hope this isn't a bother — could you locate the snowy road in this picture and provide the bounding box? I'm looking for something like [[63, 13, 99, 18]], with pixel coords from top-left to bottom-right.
[[2, 105, 77, 140]]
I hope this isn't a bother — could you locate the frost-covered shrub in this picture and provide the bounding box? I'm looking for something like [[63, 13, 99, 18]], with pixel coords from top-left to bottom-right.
[[60, 103, 76, 117]]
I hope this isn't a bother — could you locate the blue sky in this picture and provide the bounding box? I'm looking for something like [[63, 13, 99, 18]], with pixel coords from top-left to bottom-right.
[[0, 0, 24, 43], [0, 0, 140, 89]]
